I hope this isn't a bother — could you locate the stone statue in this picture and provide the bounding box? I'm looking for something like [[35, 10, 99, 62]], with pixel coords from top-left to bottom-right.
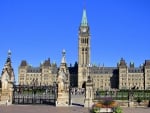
[[3, 80, 8, 90], [57, 70, 67, 92], [1, 72, 9, 90]]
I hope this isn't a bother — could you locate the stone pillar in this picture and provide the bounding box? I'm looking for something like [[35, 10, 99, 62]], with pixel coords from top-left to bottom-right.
[[84, 76, 93, 108], [56, 92, 69, 106], [1, 82, 14, 105], [0, 50, 15, 105], [8, 83, 14, 104], [128, 90, 134, 107], [56, 50, 70, 107], [56, 82, 70, 107]]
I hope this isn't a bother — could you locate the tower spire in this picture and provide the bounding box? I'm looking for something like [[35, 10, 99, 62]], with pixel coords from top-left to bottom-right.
[[81, 9, 88, 27]]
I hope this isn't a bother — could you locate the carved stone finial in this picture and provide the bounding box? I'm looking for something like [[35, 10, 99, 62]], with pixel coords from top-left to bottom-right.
[[61, 49, 66, 63], [8, 49, 11, 58]]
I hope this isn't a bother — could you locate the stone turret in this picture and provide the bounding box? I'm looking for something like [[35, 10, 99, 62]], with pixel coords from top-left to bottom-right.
[[118, 58, 128, 89], [144, 60, 150, 90]]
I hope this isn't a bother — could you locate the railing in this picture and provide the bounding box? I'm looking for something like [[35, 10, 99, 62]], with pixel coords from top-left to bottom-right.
[[12, 85, 57, 105]]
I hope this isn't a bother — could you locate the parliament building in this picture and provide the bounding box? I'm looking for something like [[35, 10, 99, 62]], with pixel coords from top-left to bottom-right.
[[18, 9, 150, 91]]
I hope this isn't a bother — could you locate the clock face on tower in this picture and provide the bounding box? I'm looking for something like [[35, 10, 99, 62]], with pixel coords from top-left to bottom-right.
[[82, 28, 87, 32]]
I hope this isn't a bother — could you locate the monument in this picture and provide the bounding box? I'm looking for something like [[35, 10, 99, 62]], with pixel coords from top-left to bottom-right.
[[0, 50, 15, 105], [56, 50, 70, 106], [84, 75, 94, 108]]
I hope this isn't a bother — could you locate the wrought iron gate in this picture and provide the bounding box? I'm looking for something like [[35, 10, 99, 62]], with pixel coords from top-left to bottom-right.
[[13, 85, 57, 105]]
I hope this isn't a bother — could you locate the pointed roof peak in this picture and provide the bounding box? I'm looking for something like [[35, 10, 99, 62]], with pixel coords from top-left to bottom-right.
[[81, 9, 88, 27]]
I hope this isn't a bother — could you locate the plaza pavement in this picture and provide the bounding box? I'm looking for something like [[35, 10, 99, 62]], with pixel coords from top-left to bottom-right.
[[0, 95, 149, 113], [0, 105, 150, 113]]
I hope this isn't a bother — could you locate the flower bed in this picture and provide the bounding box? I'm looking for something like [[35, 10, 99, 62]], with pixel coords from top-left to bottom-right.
[[92, 97, 121, 113]]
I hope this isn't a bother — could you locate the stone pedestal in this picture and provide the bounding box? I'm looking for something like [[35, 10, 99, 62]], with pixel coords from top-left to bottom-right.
[[0, 90, 11, 105], [1, 90, 10, 101], [84, 98, 93, 108], [128, 101, 134, 107], [56, 92, 69, 107], [0, 86, 13, 105]]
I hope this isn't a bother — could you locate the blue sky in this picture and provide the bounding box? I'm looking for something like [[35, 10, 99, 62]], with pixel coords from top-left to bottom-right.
[[0, 0, 150, 82]]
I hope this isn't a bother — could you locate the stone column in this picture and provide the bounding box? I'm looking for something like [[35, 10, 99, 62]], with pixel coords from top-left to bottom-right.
[[56, 82, 69, 107], [1, 82, 14, 105], [84, 76, 93, 108], [0, 50, 15, 105], [128, 90, 134, 107], [8, 83, 14, 104]]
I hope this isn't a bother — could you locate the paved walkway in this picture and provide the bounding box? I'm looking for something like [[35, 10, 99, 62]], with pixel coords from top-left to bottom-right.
[[0, 105, 150, 113], [0, 105, 88, 113], [122, 107, 150, 113]]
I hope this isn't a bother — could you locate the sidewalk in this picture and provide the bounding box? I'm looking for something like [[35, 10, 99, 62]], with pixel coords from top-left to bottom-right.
[[0, 105, 88, 113], [0, 105, 150, 113]]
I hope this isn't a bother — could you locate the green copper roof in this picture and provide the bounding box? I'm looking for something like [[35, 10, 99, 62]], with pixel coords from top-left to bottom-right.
[[81, 9, 88, 26]]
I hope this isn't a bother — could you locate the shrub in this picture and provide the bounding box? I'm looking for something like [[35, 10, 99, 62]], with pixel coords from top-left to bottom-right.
[[137, 97, 142, 105], [114, 106, 122, 113]]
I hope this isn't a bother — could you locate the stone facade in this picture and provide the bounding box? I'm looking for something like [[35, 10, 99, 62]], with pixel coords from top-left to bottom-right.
[[89, 59, 150, 91], [78, 9, 150, 91], [18, 8, 150, 91], [18, 58, 58, 86], [18, 59, 77, 87], [118, 58, 150, 90], [90, 66, 118, 91]]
